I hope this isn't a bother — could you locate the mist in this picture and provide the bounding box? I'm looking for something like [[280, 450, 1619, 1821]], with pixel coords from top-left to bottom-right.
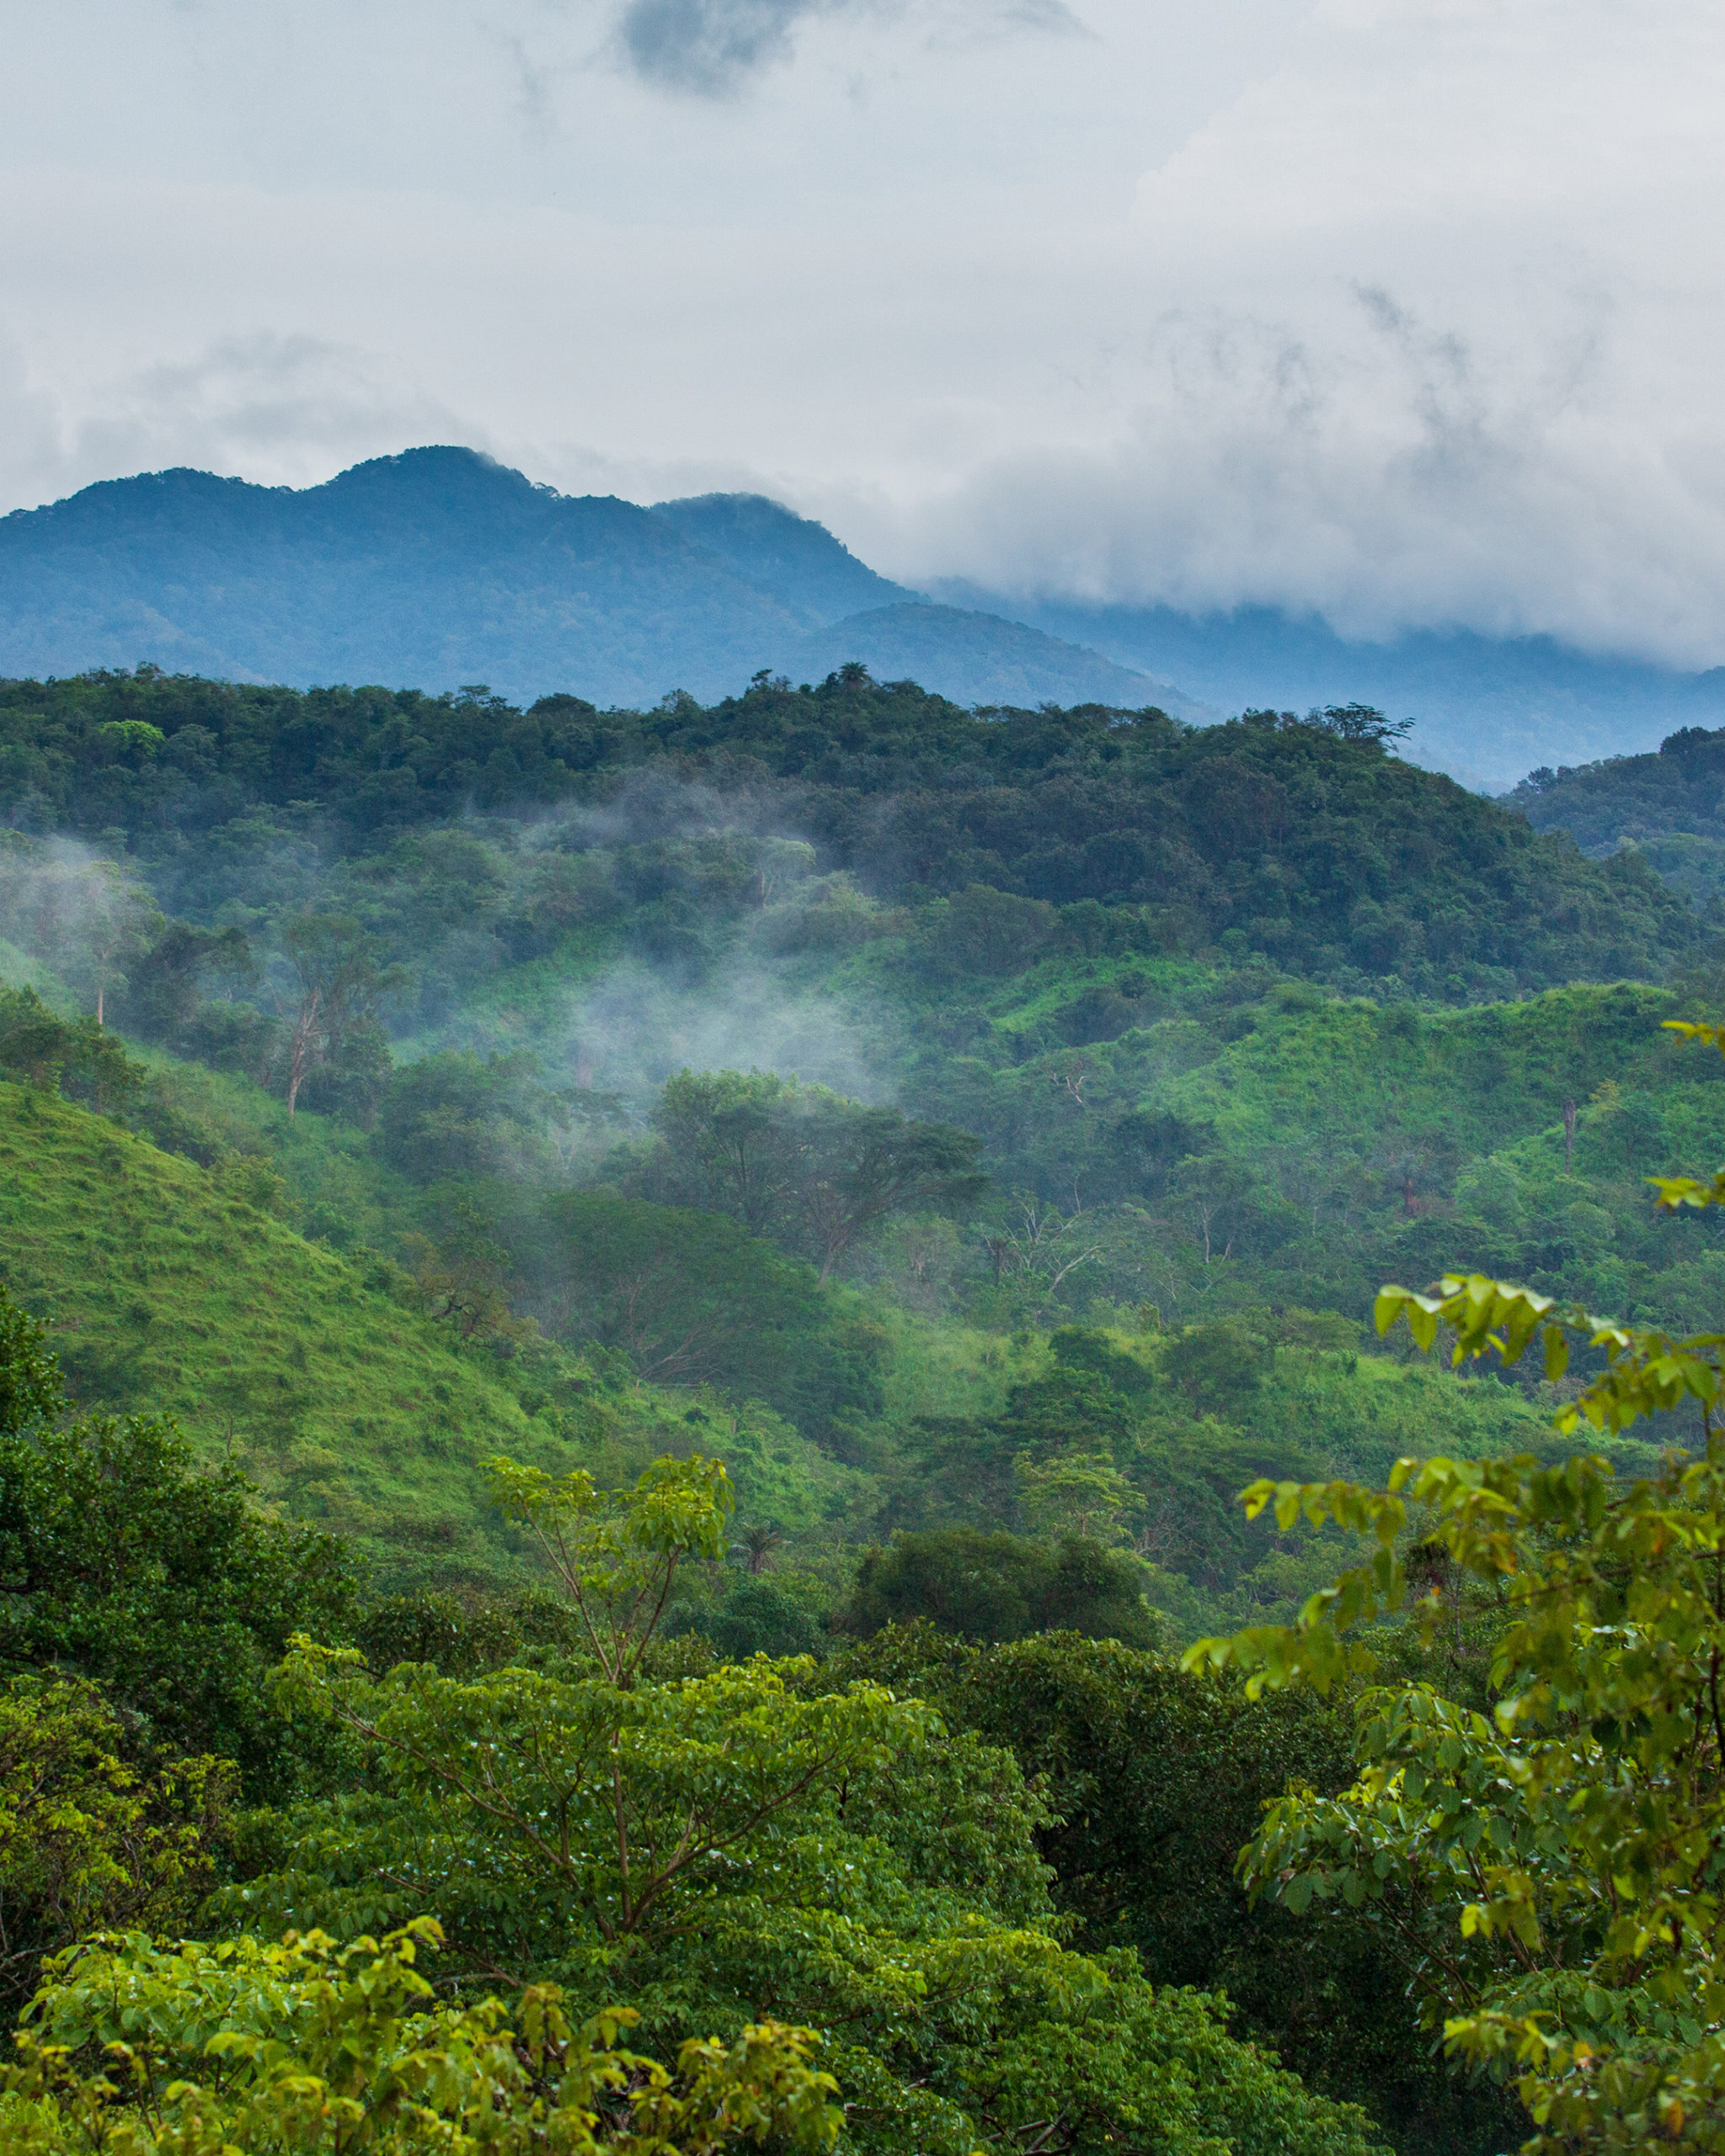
[[0, 774, 905, 1180]]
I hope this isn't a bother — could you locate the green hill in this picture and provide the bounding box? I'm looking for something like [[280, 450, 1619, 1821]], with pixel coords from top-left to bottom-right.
[[0, 1078, 570, 1582], [0, 1070, 874, 1591], [0, 665, 1695, 1002], [1511, 721, 1725, 908]]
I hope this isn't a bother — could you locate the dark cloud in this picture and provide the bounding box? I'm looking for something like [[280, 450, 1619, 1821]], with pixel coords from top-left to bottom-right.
[[618, 0, 826, 94], [616, 0, 1084, 96]]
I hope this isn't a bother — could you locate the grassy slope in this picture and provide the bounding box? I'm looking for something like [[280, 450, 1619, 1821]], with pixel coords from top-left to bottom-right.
[[0, 1079, 879, 1588], [0, 1079, 594, 1586], [1154, 983, 1695, 1149]]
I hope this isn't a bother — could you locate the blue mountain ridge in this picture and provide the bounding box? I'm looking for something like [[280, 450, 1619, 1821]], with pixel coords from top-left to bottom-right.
[[0, 448, 1167, 715]]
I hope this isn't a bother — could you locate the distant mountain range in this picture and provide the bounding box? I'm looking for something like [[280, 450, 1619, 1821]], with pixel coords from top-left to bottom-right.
[[936, 588, 1725, 789], [0, 447, 1177, 717], [2, 443, 1720, 784]]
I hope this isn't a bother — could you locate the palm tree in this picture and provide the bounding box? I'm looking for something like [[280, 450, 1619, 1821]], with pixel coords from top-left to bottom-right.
[[730, 1523, 782, 1576]]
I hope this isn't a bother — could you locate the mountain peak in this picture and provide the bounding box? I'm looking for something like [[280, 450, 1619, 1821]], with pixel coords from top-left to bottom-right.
[[651, 491, 914, 624], [319, 445, 529, 494]]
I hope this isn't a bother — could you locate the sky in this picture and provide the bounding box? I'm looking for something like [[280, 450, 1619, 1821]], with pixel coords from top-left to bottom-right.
[[3, 0, 1723, 664]]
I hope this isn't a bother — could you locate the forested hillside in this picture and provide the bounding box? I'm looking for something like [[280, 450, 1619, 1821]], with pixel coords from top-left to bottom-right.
[[1512, 718, 1725, 910], [4, 664, 1725, 2154], [1, 663, 1691, 988]]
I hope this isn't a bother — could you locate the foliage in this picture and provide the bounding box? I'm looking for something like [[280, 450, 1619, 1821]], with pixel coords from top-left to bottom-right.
[[0, 840, 162, 1026], [0, 671, 1690, 1000], [672, 1567, 832, 1662], [1512, 722, 1725, 862], [0, 1284, 355, 1801], [374, 1049, 563, 1182], [271, 912, 398, 1119], [0, 1676, 234, 2025], [115, 918, 254, 1046], [1181, 1014, 1725, 2153], [401, 1203, 533, 1348], [526, 1193, 885, 1444], [13, 661, 1725, 2153], [354, 1588, 580, 1681], [830, 1625, 1518, 2151], [482, 1451, 734, 1684], [0, 1920, 841, 2154], [642, 1070, 988, 1281], [845, 1529, 1159, 1648], [0, 988, 144, 1116], [218, 1459, 1386, 2156]]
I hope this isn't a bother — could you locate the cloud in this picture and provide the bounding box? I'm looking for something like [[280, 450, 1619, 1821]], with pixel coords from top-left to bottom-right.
[[0, 329, 477, 509], [618, 0, 825, 92], [4, 0, 1725, 677], [613, 0, 1081, 94], [868, 284, 1725, 664], [800, 0, 1725, 667]]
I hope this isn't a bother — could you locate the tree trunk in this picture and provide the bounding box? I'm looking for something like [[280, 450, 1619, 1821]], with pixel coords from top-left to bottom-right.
[[285, 987, 323, 1118]]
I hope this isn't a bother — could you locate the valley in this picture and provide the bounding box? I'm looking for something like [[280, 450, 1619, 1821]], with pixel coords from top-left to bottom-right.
[[5, 659, 1725, 2153]]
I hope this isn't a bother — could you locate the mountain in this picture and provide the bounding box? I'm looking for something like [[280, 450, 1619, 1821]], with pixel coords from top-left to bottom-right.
[[936, 587, 1725, 788], [13, 444, 1703, 766], [0, 451, 808, 706], [1501, 722, 1725, 911], [0, 450, 1177, 713], [649, 491, 916, 620], [644, 499, 1181, 707]]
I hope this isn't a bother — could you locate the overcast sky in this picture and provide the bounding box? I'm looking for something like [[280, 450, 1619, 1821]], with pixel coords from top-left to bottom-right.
[[3, 0, 1722, 662]]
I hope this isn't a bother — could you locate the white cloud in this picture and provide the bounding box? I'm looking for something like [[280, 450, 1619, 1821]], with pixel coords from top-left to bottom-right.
[[0, 323, 475, 506]]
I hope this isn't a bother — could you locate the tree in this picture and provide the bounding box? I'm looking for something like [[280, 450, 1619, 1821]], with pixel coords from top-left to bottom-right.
[[0, 1287, 355, 1801], [117, 919, 253, 1043], [375, 1049, 561, 1182], [272, 912, 396, 1117], [731, 1522, 782, 1575], [483, 1451, 734, 1687], [528, 1193, 886, 1439], [535, 1194, 795, 1385], [1183, 1011, 1725, 2153], [1015, 1450, 1144, 1542], [975, 1198, 1101, 1322], [1312, 704, 1413, 745], [0, 1676, 234, 2025], [830, 1626, 1510, 2150], [402, 1203, 532, 1348], [0, 988, 144, 1118], [64, 857, 162, 1027], [646, 1072, 989, 1281], [0, 843, 160, 1027], [649, 1070, 797, 1230], [845, 1529, 1159, 1649], [791, 1097, 989, 1283], [3, 1923, 841, 2156], [227, 1457, 1383, 2156]]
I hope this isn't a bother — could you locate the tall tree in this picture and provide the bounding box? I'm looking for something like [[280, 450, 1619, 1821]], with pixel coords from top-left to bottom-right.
[[648, 1073, 987, 1283], [273, 912, 395, 1117]]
